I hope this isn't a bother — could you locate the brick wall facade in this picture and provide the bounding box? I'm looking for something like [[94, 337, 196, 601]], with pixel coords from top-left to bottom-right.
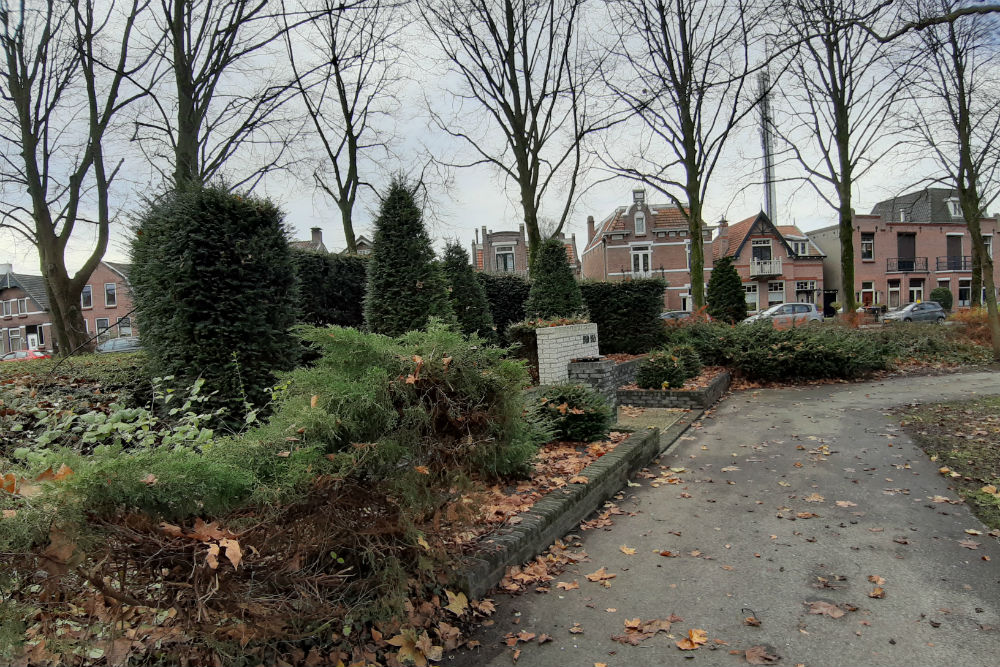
[[535, 323, 599, 384], [567, 357, 643, 410]]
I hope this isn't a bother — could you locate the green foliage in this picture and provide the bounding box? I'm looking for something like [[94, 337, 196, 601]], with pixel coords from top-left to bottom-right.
[[477, 273, 531, 342], [526, 383, 612, 442], [364, 179, 454, 335], [636, 345, 703, 389], [662, 321, 733, 366], [523, 238, 584, 319], [129, 184, 298, 419], [706, 255, 748, 324], [580, 280, 667, 354], [291, 249, 367, 326], [929, 286, 954, 311], [442, 242, 495, 339]]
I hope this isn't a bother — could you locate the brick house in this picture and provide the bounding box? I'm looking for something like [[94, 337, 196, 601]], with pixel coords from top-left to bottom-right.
[[580, 188, 713, 311], [290, 227, 329, 253], [0, 260, 135, 355], [807, 188, 1000, 311], [470, 225, 580, 275], [713, 211, 825, 313]]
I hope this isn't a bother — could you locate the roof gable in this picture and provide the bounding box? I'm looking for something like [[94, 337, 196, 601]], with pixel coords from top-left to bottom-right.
[[1, 272, 50, 311], [728, 212, 795, 259]]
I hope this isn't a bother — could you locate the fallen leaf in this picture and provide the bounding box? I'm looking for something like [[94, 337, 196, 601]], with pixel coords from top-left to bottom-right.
[[806, 601, 845, 618], [556, 581, 579, 591], [219, 538, 242, 570], [659, 550, 678, 557], [206, 542, 220, 570], [568, 475, 589, 484], [721, 466, 740, 472], [141, 473, 158, 486], [744, 616, 761, 627], [745, 645, 781, 664], [1, 509, 15, 519], [276, 451, 291, 457], [516, 631, 536, 642], [835, 500, 857, 507], [585, 567, 616, 582], [959, 539, 980, 549], [869, 587, 886, 599], [444, 590, 468, 616], [867, 575, 886, 586], [804, 493, 825, 503], [310, 394, 318, 408], [414, 465, 431, 475], [536, 634, 552, 644], [619, 545, 637, 555], [676, 628, 708, 650], [965, 529, 983, 536], [569, 623, 584, 634]]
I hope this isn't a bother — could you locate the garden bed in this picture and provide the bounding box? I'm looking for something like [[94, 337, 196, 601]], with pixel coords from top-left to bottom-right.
[[618, 367, 731, 410]]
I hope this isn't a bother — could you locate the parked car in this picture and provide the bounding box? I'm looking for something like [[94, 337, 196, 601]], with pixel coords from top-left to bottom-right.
[[743, 303, 824, 327], [95, 337, 143, 354], [0, 349, 52, 362], [881, 301, 946, 324], [660, 311, 693, 321]]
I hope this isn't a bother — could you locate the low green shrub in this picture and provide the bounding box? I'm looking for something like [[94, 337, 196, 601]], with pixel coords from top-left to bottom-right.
[[580, 279, 667, 354], [929, 286, 954, 311], [662, 321, 733, 366], [636, 345, 703, 389], [526, 383, 612, 442]]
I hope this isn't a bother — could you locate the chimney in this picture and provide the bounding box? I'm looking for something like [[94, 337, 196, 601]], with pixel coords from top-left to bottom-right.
[[632, 188, 646, 205], [518, 224, 525, 244], [587, 215, 595, 243], [474, 228, 479, 245], [717, 217, 729, 256], [481, 225, 488, 246], [0, 263, 11, 275], [310, 227, 322, 245]]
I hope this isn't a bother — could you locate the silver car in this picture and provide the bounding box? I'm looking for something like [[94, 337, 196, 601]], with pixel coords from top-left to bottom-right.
[[881, 302, 946, 324], [743, 302, 824, 327]]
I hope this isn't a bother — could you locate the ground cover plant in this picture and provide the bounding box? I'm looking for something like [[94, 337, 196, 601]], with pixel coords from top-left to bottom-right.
[[896, 396, 1000, 530], [0, 323, 552, 665]]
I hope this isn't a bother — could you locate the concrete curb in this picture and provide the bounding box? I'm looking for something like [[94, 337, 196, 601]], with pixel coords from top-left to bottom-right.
[[454, 427, 661, 599], [656, 408, 704, 456]]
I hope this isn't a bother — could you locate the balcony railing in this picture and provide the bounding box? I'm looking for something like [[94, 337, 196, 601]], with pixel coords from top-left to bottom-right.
[[749, 258, 783, 277], [935, 255, 972, 271], [886, 257, 928, 273]]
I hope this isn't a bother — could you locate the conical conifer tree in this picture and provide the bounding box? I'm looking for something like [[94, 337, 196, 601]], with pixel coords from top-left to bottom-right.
[[524, 238, 584, 319], [364, 179, 453, 335], [706, 255, 748, 323], [443, 242, 495, 339]]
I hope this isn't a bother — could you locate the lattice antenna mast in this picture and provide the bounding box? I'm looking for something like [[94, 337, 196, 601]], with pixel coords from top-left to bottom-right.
[[759, 69, 777, 224]]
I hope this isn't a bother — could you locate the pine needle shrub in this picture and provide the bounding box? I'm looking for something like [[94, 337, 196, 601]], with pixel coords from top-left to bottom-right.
[[477, 273, 531, 342], [929, 286, 953, 311], [524, 238, 584, 319], [291, 249, 367, 326], [636, 345, 703, 389], [442, 242, 495, 339], [364, 179, 453, 336], [129, 185, 298, 420], [526, 383, 612, 442], [707, 255, 748, 324]]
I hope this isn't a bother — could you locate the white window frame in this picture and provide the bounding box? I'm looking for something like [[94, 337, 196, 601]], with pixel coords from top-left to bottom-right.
[[908, 279, 924, 304], [81, 285, 93, 309], [96, 317, 110, 332], [631, 245, 652, 277], [744, 283, 759, 310], [947, 197, 961, 218], [1, 300, 11, 317], [860, 232, 875, 260], [104, 282, 117, 307], [983, 234, 993, 259], [17, 298, 27, 314], [795, 280, 816, 291], [899, 209, 907, 222], [634, 212, 646, 235], [685, 240, 691, 270], [117, 316, 132, 337], [8, 327, 21, 351], [888, 279, 901, 309]]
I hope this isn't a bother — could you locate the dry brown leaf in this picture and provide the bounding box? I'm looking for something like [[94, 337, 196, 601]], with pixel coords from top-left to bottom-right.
[[676, 628, 708, 650], [806, 601, 845, 618], [744, 616, 761, 627], [867, 575, 886, 586], [1, 509, 16, 519], [568, 475, 589, 484], [803, 493, 825, 503], [959, 539, 981, 549], [219, 538, 242, 570], [141, 473, 158, 486], [206, 542, 220, 570], [516, 631, 536, 642], [619, 545, 637, 555], [444, 590, 468, 616], [585, 567, 616, 582], [835, 500, 857, 507], [569, 623, 584, 634], [556, 581, 579, 591], [414, 465, 431, 475], [310, 394, 318, 408], [868, 587, 886, 599], [745, 645, 781, 664]]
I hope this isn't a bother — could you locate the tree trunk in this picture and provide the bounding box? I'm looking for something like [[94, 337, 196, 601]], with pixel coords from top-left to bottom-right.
[[37, 244, 92, 356], [964, 213, 1000, 359], [971, 244, 983, 306], [687, 200, 706, 308], [340, 198, 357, 254], [171, 0, 200, 188], [838, 201, 857, 314]]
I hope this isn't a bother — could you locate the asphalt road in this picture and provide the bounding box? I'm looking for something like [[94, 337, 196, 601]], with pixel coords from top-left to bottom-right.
[[450, 370, 1000, 667]]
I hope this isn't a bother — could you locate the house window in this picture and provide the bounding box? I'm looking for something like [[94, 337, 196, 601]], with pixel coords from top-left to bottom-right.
[[768, 281, 784, 306], [888, 279, 901, 309], [2, 300, 11, 317], [96, 318, 110, 332], [17, 298, 28, 314], [685, 240, 692, 270], [958, 278, 972, 306], [899, 209, 907, 222], [9, 328, 21, 351], [634, 212, 646, 235], [984, 235, 993, 259], [631, 246, 651, 276], [791, 241, 808, 256], [495, 246, 515, 273], [118, 316, 132, 337], [908, 278, 924, 303], [795, 280, 816, 291], [81, 285, 93, 309], [744, 283, 759, 311], [751, 239, 772, 261], [104, 283, 117, 307], [947, 197, 961, 218], [861, 233, 875, 260]]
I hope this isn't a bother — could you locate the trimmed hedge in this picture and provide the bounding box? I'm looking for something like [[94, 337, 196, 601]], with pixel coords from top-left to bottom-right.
[[636, 344, 702, 389], [580, 279, 667, 354], [929, 286, 954, 311], [291, 249, 367, 327], [478, 273, 531, 341], [526, 382, 613, 442]]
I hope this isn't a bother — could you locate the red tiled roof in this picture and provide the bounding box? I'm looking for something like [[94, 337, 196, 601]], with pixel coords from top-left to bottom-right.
[[585, 204, 690, 253], [713, 214, 756, 261]]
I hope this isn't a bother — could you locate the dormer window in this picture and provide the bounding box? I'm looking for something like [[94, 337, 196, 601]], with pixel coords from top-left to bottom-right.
[[634, 212, 646, 235], [899, 209, 907, 222], [947, 197, 961, 218]]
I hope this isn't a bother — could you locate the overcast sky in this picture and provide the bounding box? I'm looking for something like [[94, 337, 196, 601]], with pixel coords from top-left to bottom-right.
[[0, 2, 972, 275]]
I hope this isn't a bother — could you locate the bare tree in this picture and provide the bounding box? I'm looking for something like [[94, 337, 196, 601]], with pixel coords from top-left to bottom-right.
[[0, 0, 150, 355], [133, 0, 333, 190], [771, 0, 907, 315], [283, 0, 403, 254], [420, 0, 606, 268], [907, 0, 1000, 358], [600, 0, 760, 309]]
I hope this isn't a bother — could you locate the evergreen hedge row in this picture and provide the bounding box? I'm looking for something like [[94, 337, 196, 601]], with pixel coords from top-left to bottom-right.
[[580, 279, 667, 354], [291, 249, 367, 327], [477, 273, 531, 342]]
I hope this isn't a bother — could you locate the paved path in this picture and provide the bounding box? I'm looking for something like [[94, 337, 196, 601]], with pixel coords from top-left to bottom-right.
[[455, 371, 1000, 667]]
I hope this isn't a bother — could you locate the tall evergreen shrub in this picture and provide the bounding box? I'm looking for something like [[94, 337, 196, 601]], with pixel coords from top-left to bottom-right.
[[580, 279, 667, 353], [364, 179, 453, 336], [130, 185, 298, 418], [524, 238, 584, 319], [929, 286, 953, 311], [442, 242, 495, 339], [707, 255, 748, 324], [291, 249, 367, 327], [477, 273, 531, 342]]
